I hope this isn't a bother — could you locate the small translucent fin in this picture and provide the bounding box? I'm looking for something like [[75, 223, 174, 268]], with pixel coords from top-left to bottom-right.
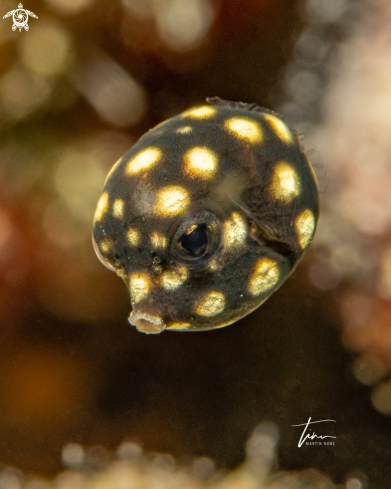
[[206, 96, 282, 118]]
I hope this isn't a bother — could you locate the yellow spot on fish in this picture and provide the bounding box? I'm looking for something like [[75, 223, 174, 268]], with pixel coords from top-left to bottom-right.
[[176, 126, 193, 134], [295, 209, 315, 249], [129, 273, 151, 303], [182, 106, 216, 119], [196, 291, 225, 317], [127, 227, 141, 247], [207, 259, 223, 272], [184, 147, 218, 179], [264, 114, 293, 144], [126, 147, 162, 175], [248, 258, 279, 296], [94, 192, 109, 221], [225, 117, 263, 143], [159, 267, 188, 290], [150, 232, 167, 249], [271, 161, 300, 202], [113, 199, 124, 218], [223, 212, 247, 250], [167, 322, 191, 330], [100, 238, 113, 253], [154, 186, 190, 217]]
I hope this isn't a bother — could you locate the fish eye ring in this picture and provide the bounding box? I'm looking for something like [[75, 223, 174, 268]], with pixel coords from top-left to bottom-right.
[[170, 210, 222, 268]]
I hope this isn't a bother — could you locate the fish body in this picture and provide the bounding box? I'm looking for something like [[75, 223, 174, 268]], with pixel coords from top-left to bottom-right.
[[92, 97, 319, 334]]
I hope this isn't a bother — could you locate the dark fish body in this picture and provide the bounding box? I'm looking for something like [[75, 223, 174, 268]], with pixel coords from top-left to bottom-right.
[[93, 98, 319, 334]]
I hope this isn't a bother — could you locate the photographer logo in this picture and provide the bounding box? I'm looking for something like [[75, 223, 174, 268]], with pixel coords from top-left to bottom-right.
[[3, 3, 38, 32], [292, 417, 336, 447]]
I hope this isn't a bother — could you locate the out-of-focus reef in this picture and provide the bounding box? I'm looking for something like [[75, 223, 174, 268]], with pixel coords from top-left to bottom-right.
[[0, 425, 354, 489]]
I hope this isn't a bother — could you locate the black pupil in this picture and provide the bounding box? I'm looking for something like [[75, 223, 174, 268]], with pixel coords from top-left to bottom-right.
[[180, 224, 207, 257]]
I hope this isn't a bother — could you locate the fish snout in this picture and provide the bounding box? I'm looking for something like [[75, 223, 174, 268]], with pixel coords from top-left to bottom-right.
[[128, 305, 166, 334]]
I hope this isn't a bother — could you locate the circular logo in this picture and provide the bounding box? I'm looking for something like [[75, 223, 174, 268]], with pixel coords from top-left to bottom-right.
[[12, 8, 28, 31]]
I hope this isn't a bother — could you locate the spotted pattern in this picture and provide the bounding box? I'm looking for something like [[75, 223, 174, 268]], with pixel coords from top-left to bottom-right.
[[184, 146, 218, 179], [176, 126, 193, 134], [167, 322, 191, 330], [113, 199, 124, 218], [129, 273, 151, 303], [223, 212, 247, 251], [127, 148, 162, 175], [154, 186, 190, 217], [196, 291, 226, 317], [94, 192, 109, 221], [127, 228, 141, 247], [93, 98, 319, 334], [271, 161, 300, 202], [100, 239, 113, 253], [248, 258, 280, 296], [224, 117, 262, 143], [182, 106, 216, 119], [295, 209, 315, 249], [264, 114, 293, 144], [159, 267, 188, 290], [150, 232, 167, 250]]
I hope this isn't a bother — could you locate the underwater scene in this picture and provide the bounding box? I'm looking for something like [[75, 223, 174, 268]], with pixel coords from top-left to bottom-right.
[[0, 0, 390, 487]]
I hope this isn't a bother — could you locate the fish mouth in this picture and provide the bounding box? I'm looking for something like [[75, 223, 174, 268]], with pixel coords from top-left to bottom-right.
[[128, 307, 166, 334]]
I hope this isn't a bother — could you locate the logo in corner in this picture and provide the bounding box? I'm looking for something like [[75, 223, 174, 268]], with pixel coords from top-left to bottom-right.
[[291, 417, 337, 447], [3, 3, 38, 32]]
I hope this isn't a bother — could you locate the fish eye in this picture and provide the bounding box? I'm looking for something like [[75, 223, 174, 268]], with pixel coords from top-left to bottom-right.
[[171, 211, 222, 268], [179, 224, 208, 257]]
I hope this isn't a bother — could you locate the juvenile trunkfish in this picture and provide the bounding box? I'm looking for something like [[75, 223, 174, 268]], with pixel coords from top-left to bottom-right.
[[92, 97, 319, 334]]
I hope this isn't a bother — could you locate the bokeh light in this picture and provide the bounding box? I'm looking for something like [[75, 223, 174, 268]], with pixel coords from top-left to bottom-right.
[[19, 20, 73, 77], [45, 0, 94, 16]]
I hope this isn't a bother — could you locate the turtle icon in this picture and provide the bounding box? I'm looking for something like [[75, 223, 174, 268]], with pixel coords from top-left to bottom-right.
[[3, 3, 38, 32]]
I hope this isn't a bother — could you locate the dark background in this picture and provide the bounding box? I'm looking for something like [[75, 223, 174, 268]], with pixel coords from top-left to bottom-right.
[[0, 0, 389, 487]]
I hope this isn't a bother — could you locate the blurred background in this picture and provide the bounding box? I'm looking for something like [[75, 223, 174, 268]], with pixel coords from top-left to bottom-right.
[[1, 0, 391, 487]]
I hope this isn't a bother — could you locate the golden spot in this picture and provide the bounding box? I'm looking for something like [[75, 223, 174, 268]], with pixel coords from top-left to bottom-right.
[[159, 267, 188, 291], [271, 161, 300, 202], [196, 291, 225, 317], [113, 199, 124, 218], [104, 157, 122, 185], [176, 126, 193, 134], [207, 259, 223, 272], [94, 192, 109, 221], [295, 209, 315, 249], [126, 147, 162, 175], [167, 322, 191, 330], [126, 227, 141, 247], [224, 117, 262, 143], [223, 212, 247, 250], [248, 258, 279, 296], [184, 146, 218, 179], [150, 232, 167, 249], [264, 114, 293, 144], [154, 186, 190, 217], [129, 273, 151, 303], [100, 238, 113, 253], [182, 106, 216, 119]]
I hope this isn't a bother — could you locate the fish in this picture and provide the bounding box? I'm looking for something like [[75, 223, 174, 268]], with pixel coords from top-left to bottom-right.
[[92, 97, 319, 334]]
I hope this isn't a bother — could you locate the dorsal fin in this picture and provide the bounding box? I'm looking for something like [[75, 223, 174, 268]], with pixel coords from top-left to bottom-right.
[[206, 96, 282, 118]]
